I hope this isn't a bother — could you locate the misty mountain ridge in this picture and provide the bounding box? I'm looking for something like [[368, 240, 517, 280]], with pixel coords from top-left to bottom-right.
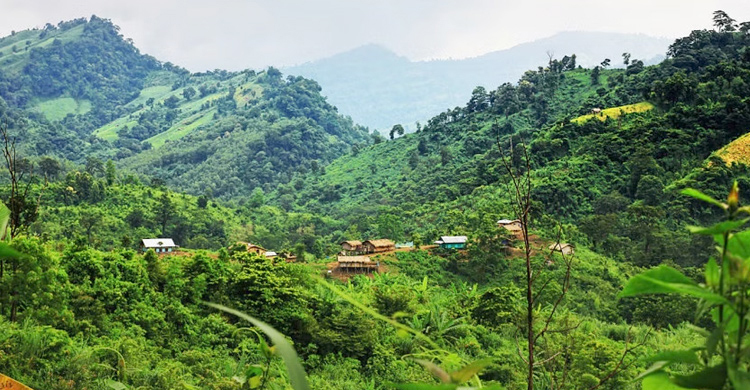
[[285, 31, 671, 132]]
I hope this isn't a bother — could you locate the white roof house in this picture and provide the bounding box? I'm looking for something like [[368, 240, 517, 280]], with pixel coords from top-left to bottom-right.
[[141, 239, 179, 254], [439, 236, 468, 244], [264, 251, 277, 257], [497, 219, 515, 224], [142, 238, 177, 248]]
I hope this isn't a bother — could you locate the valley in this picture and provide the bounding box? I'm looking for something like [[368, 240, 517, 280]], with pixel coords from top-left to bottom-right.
[[0, 10, 749, 390]]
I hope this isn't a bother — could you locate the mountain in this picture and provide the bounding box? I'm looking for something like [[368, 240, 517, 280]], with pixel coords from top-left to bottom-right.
[[285, 24, 750, 269], [284, 32, 671, 132], [0, 16, 370, 199]]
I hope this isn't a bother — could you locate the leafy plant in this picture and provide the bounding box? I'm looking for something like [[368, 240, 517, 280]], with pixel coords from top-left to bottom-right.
[[621, 182, 750, 388]]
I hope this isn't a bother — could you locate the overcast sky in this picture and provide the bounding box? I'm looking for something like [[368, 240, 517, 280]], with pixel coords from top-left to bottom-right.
[[1, 0, 749, 71]]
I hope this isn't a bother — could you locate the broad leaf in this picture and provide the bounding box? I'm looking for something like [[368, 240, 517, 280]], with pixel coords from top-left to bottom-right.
[[687, 219, 749, 235], [672, 363, 726, 390], [450, 358, 494, 384], [726, 230, 750, 259], [705, 258, 719, 289], [681, 189, 727, 210], [412, 359, 451, 383], [619, 265, 728, 304], [105, 379, 127, 390], [642, 372, 690, 390], [706, 326, 723, 357], [0, 202, 9, 241], [204, 303, 311, 390], [635, 361, 669, 381], [727, 360, 750, 389], [643, 350, 700, 364], [0, 243, 23, 259]]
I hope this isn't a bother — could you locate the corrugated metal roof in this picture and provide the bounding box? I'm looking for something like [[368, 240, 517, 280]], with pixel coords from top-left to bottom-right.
[[264, 251, 277, 257], [497, 219, 518, 224], [142, 238, 177, 248], [440, 236, 467, 244]]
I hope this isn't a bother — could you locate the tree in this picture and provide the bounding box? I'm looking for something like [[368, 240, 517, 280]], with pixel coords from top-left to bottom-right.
[[182, 86, 196, 100], [622, 52, 631, 66], [389, 124, 404, 140], [600, 58, 611, 68], [590, 66, 601, 85], [1, 125, 41, 238], [163, 95, 180, 109], [713, 10, 737, 32], [85, 157, 104, 177], [154, 192, 174, 235], [38, 156, 61, 180], [105, 160, 117, 185]]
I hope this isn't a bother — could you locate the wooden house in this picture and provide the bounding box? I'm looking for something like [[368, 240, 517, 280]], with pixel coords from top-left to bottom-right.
[[363, 239, 395, 254], [141, 238, 178, 253], [549, 243, 575, 255], [434, 236, 468, 250], [340, 240, 363, 254], [337, 255, 379, 273], [497, 219, 525, 239], [244, 243, 266, 256]]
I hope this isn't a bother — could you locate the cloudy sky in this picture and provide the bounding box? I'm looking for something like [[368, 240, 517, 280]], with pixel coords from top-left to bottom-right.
[[1, 0, 749, 71]]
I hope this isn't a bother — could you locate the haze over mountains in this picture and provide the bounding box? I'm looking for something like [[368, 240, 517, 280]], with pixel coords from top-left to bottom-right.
[[285, 31, 671, 131]]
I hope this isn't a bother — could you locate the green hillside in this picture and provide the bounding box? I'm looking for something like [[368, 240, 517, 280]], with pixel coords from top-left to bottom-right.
[[0, 17, 369, 199], [3, 11, 750, 390]]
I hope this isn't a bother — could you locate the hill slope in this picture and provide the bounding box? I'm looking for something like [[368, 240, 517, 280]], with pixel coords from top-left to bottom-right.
[[0, 17, 369, 199]]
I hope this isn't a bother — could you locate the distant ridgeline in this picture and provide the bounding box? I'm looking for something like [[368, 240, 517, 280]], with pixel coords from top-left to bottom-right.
[[0, 16, 369, 198]]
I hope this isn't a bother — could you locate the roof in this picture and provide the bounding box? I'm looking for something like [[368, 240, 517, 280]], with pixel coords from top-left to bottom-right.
[[264, 251, 277, 257], [497, 219, 520, 224], [246, 243, 265, 250], [549, 243, 574, 251], [440, 236, 468, 244], [364, 239, 395, 248], [142, 238, 177, 248], [340, 240, 362, 246], [337, 255, 372, 263]]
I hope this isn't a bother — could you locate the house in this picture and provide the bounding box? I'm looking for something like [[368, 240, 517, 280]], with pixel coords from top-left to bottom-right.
[[363, 239, 395, 254], [264, 251, 277, 258], [243, 243, 266, 256], [337, 255, 379, 273], [142, 238, 178, 253], [434, 236, 468, 249], [549, 243, 575, 255], [591, 107, 602, 115], [340, 240, 363, 254], [498, 219, 525, 239]]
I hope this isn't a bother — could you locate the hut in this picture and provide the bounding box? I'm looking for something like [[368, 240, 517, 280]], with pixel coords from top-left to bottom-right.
[[141, 238, 178, 253], [363, 239, 395, 254], [337, 255, 379, 273], [434, 236, 468, 249], [244, 243, 266, 256], [549, 243, 575, 255], [340, 240, 363, 255], [497, 219, 525, 239]]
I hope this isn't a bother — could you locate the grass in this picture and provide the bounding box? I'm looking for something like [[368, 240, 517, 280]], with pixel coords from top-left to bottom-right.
[[571, 102, 654, 124], [32, 97, 91, 121], [716, 132, 750, 166], [146, 109, 216, 148]]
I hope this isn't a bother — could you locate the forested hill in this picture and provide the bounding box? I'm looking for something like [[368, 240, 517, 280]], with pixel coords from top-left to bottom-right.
[[285, 32, 670, 132], [0, 16, 370, 199], [287, 18, 750, 269]]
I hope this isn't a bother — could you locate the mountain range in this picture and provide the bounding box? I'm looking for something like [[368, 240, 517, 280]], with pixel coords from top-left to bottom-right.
[[285, 31, 672, 131]]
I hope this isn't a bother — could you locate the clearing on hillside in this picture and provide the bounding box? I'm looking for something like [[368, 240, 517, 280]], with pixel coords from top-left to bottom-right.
[[571, 102, 654, 124], [716, 132, 750, 166]]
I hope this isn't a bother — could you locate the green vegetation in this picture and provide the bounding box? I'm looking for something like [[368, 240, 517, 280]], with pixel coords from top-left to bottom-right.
[[2, 10, 750, 390], [31, 96, 91, 121]]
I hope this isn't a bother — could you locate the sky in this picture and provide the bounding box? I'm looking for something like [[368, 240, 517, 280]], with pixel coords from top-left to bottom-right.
[[1, 0, 749, 72]]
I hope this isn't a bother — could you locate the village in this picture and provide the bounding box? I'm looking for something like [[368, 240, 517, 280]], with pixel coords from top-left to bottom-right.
[[138, 218, 574, 278]]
